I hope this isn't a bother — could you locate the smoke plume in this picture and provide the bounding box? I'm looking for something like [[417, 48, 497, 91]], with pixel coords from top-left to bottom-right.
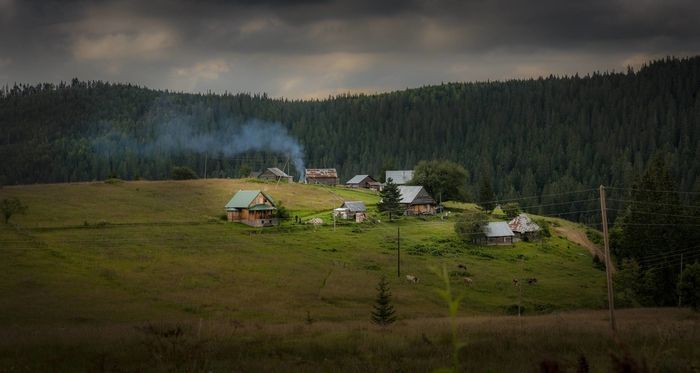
[[93, 116, 305, 180]]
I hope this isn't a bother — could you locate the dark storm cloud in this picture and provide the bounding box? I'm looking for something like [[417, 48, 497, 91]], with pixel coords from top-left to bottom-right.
[[1, 0, 698, 97]]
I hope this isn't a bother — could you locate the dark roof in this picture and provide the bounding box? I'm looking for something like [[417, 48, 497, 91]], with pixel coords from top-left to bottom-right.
[[305, 168, 338, 178], [341, 201, 367, 212], [265, 167, 290, 177], [346, 174, 370, 184]]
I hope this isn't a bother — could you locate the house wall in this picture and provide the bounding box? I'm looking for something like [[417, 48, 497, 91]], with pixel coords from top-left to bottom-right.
[[405, 203, 436, 216], [307, 177, 338, 185], [486, 236, 514, 245]]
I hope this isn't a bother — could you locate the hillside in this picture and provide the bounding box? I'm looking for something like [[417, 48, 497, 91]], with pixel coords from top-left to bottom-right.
[[2, 57, 699, 225], [2, 180, 699, 371], [0, 179, 607, 324]]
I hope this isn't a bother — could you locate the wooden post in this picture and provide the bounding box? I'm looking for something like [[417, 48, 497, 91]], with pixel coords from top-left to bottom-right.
[[397, 226, 401, 278], [679, 253, 684, 307], [599, 185, 616, 332], [203, 152, 208, 179]]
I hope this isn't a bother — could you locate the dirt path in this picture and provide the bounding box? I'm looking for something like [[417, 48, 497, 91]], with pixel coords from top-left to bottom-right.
[[553, 225, 616, 272]]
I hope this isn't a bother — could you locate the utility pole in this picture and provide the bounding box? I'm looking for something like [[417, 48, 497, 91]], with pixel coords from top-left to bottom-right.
[[679, 253, 684, 307], [397, 226, 401, 278], [599, 185, 616, 332], [203, 152, 208, 179]]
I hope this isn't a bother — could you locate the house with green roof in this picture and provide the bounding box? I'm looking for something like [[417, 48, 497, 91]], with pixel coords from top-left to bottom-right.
[[225, 190, 278, 227]]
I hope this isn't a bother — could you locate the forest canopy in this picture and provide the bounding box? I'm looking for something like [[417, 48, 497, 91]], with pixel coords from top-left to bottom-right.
[[1, 57, 699, 224]]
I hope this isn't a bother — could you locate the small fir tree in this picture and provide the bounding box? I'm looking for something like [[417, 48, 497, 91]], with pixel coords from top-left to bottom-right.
[[378, 178, 403, 220], [371, 275, 396, 326], [1, 197, 27, 224]]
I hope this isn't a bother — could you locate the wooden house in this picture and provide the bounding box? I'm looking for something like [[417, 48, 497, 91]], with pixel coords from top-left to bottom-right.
[[225, 190, 278, 227], [257, 167, 293, 183], [397, 185, 437, 215], [385, 170, 414, 185], [333, 201, 367, 222], [508, 214, 541, 240], [481, 221, 515, 245], [305, 168, 339, 185], [345, 175, 380, 190]]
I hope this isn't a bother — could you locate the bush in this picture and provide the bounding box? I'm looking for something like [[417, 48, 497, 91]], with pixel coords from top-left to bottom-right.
[[172, 166, 198, 180], [679, 263, 700, 310]]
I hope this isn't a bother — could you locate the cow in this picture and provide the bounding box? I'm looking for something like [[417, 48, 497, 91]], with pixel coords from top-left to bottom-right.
[[457, 264, 468, 271], [406, 275, 419, 284], [512, 278, 519, 286], [463, 277, 473, 287], [527, 278, 538, 285]]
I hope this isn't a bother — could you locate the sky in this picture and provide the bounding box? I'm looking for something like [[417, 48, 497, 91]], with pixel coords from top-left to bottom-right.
[[1, 0, 699, 99]]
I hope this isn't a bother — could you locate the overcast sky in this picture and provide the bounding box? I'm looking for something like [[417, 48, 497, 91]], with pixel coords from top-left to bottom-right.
[[1, 0, 698, 99]]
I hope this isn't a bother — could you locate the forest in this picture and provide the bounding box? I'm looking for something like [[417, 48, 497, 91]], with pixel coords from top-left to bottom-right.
[[1, 56, 699, 224]]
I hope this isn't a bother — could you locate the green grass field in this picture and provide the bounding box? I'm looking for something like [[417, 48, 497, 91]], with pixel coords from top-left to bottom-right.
[[1, 179, 697, 371]]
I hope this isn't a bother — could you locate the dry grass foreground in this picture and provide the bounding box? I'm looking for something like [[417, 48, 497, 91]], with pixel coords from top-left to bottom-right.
[[1, 308, 698, 372]]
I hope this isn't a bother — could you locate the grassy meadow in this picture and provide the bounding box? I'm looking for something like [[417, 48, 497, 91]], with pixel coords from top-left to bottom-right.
[[0, 179, 697, 371]]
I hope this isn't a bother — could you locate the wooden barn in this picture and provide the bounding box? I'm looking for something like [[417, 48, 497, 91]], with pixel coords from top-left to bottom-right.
[[397, 185, 437, 215], [333, 201, 367, 222], [481, 221, 515, 245], [257, 167, 293, 183], [508, 213, 541, 240], [305, 168, 339, 185], [345, 175, 380, 190], [224, 190, 278, 227]]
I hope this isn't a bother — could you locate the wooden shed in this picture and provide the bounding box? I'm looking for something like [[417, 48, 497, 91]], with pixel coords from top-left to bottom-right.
[[345, 175, 380, 190], [258, 167, 293, 183], [508, 213, 541, 240], [397, 185, 437, 215], [225, 190, 278, 227], [333, 201, 367, 222], [481, 221, 515, 245], [305, 168, 339, 185]]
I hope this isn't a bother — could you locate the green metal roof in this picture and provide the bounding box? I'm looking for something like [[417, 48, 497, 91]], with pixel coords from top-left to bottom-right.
[[225, 190, 276, 210], [249, 204, 276, 211]]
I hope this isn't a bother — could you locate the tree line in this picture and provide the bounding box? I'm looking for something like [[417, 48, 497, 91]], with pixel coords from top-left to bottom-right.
[[1, 57, 699, 224]]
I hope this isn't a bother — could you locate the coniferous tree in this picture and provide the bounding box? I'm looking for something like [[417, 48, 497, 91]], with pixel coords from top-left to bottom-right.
[[371, 275, 396, 326], [478, 177, 496, 212], [378, 178, 403, 220]]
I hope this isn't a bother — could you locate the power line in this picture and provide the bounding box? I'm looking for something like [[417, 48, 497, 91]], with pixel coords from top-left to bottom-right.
[[605, 186, 700, 195]]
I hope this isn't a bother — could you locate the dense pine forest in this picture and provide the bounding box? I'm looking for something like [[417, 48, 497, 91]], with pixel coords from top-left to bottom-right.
[[1, 57, 699, 219]]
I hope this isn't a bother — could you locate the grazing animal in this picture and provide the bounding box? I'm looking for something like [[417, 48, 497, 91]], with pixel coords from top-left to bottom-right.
[[463, 277, 473, 287], [512, 278, 519, 286], [527, 278, 538, 285], [457, 264, 468, 271], [406, 275, 419, 284]]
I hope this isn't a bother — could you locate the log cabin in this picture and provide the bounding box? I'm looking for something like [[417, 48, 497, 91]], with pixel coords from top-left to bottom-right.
[[397, 185, 437, 215], [225, 190, 278, 227], [345, 175, 380, 190], [304, 168, 339, 185]]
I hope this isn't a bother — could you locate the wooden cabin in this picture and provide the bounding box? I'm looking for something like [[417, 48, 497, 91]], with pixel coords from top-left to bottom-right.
[[333, 201, 367, 222], [397, 185, 437, 215], [225, 190, 278, 227], [258, 167, 293, 183], [481, 221, 515, 245], [345, 175, 380, 190], [305, 168, 339, 185], [508, 214, 541, 240]]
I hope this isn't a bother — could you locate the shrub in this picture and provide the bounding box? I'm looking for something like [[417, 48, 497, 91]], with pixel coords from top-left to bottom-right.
[[1, 197, 28, 224], [172, 166, 198, 180]]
